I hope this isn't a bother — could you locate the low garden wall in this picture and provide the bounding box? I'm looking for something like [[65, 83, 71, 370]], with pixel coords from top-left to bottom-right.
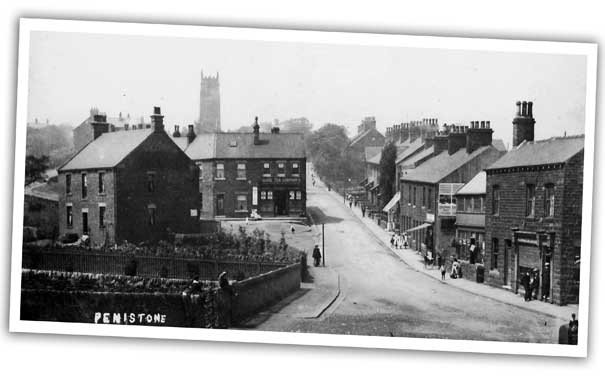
[[20, 263, 301, 327]]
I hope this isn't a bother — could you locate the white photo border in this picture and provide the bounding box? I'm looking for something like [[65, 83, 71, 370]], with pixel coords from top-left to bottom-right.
[[9, 18, 598, 358]]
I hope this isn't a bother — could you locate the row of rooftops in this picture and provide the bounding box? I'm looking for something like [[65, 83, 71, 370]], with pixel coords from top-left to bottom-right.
[[60, 107, 306, 172], [367, 100, 584, 187]]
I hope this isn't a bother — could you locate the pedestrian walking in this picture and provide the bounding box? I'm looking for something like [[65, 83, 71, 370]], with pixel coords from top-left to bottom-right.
[[521, 271, 531, 301], [349, 200, 353, 209], [216, 271, 236, 328], [390, 234, 395, 247], [541, 262, 551, 301], [531, 268, 540, 300], [312, 245, 322, 267], [440, 263, 446, 280], [361, 205, 366, 217], [568, 313, 579, 345]]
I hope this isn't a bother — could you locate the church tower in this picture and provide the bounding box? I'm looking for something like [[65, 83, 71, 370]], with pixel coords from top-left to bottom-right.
[[197, 70, 221, 133]]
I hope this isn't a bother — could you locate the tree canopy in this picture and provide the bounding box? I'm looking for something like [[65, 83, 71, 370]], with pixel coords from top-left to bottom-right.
[[305, 123, 355, 186], [378, 141, 397, 206], [25, 155, 50, 186]]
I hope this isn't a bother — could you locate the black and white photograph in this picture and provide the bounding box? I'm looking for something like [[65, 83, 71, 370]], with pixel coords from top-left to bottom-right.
[[8, 18, 597, 358]]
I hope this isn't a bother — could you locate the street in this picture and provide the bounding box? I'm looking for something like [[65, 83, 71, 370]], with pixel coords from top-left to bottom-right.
[[251, 168, 560, 343]]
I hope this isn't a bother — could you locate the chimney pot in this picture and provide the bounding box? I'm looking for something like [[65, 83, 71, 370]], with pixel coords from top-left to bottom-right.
[[528, 101, 534, 117], [480, 121, 485, 129], [522, 101, 528, 116], [151, 106, 164, 133], [187, 124, 196, 144]]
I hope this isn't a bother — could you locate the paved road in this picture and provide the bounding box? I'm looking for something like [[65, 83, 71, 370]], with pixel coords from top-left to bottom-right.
[[254, 170, 559, 343]]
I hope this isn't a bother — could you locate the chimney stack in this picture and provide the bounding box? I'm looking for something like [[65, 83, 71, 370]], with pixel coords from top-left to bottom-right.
[[91, 114, 109, 141], [173, 125, 181, 137], [448, 125, 467, 155], [409, 122, 421, 142], [466, 120, 493, 154], [151, 106, 164, 133], [253, 116, 260, 145], [512, 100, 535, 147], [187, 124, 196, 144]]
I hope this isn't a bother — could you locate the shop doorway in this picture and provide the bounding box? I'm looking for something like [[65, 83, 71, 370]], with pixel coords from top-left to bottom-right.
[[216, 193, 225, 216], [273, 190, 289, 216]]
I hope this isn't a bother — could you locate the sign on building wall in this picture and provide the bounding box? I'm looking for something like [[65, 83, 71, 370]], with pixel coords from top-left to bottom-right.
[[438, 183, 465, 217], [252, 186, 258, 206]]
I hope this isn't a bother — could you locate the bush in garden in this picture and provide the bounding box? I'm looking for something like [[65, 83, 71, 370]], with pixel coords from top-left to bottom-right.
[[124, 258, 138, 276]]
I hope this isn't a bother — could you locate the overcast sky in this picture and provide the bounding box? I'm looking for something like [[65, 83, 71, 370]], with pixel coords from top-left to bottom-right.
[[27, 31, 587, 147]]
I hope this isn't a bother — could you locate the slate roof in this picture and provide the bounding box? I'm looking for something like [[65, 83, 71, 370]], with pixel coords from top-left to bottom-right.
[[349, 128, 384, 147], [395, 138, 426, 165], [183, 132, 306, 160], [455, 171, 486, 196], [364, 146, 382, 161], [487, 135, 584, 170], [25, 181, 61, 202], [401, 146, 434, 168], [60, 129, 153, 171], [367, 151, 382, 165], [400, 145, 494, 184]]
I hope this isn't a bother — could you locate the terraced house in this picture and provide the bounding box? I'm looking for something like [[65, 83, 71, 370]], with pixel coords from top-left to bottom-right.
[[484, 101, 584, 305], [176, 117, 307, 219], [57, 107, 200, 246]]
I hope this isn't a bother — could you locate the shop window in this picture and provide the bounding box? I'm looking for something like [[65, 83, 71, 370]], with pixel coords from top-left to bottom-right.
[[289, 191, 295, 200], [296, 191, 302, 200], [236, 194, 248, 211], [267, 191, 273, 200]]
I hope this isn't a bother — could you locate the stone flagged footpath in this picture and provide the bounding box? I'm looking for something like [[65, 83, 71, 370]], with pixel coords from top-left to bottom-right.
[[329, 188, 578, 322]]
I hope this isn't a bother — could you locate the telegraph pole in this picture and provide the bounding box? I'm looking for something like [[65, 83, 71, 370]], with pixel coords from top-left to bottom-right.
[[322, 223, 325, 267]]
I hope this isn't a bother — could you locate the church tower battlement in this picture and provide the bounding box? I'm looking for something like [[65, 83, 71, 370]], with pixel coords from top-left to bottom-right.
[[198, 69, 221, 133]]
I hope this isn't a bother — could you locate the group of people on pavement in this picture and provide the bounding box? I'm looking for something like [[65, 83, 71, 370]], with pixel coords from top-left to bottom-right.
[[520, 268, 541, 302], [390, 233, 409, 250]]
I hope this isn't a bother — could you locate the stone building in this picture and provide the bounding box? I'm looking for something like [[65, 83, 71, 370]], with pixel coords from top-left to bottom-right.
[[176, 117, 306, 219], [58, 107, 200, 246], [73, 108, 149, 153], [484, 101, 584, 305], [197, 70, 221, 134], [399, 121, 506, 262], [348, 117, 385, 183], [453, 171, 487, 265]]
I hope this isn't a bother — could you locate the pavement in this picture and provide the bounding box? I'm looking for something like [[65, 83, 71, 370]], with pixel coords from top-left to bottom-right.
[[326, 188, 578, 322]]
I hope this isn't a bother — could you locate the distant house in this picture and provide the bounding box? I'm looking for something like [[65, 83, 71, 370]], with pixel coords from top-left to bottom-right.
[[173, 118, 307, 219], [58, 107, 199, 246], [484, 101, 583, 305], [399, 120, 506, 261], [348, 117, 385, 183], [24, 179, 60, 240], [453, 171, 487, 264], [73, 108, 150, 153]]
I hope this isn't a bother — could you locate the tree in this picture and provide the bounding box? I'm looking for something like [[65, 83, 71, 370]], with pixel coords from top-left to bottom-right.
[[25, 155, 50, 186], [305, 124, 354, 187], [378, 142, 397, 207]]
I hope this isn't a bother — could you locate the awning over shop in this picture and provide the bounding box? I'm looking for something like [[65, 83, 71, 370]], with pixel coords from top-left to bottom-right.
[[382, 192, 401, 212], [403, 222, 432, 233], [364, 180, 374, 189], [370, 184, 380, 191]]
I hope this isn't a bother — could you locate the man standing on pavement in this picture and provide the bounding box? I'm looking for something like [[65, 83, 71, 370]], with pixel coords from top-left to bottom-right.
[[361, 205, 366, 217], [568, 313, 579, 345], [312, 245, 322, 267]]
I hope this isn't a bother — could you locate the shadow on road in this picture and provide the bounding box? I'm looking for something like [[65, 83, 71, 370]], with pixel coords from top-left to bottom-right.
[[307, 206, 343, 224], [237, 288, 312, 328]]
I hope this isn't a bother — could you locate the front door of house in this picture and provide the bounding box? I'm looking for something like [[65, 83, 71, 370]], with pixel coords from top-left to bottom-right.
[[82, 211, 89, 235], [274, 190, 288, 216], [216, 194, 225, 216]]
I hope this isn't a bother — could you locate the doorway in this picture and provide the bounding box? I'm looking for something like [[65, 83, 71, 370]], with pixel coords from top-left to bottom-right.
[[216, 193, 225, 216], [273, 190, 288, 216], [82, 211, 89, 235]]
